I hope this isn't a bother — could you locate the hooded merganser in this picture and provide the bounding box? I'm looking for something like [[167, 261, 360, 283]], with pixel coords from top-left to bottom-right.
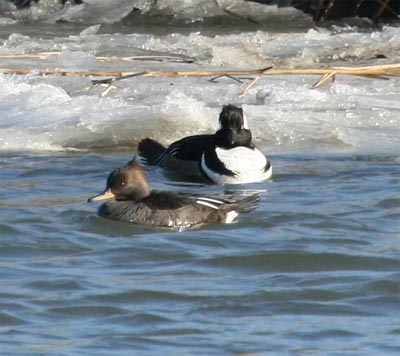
[[136, 104, 272, 185], [88, 160, 259, 230]]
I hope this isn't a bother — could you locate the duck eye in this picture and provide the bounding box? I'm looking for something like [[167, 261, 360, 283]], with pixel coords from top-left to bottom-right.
[[120, 181, 125, 187]]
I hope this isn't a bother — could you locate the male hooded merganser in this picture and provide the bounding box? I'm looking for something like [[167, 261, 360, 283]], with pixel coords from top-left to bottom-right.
[[88, 160, 259, 230], [136, 104, 272, 185]]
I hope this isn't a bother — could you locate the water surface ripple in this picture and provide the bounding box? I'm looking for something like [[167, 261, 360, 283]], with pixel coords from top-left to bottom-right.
[[1, 153, 399, 355]]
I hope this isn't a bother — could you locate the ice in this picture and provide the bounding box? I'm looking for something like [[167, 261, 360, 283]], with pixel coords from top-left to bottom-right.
[[0, 6, 399, 154], [55, 50, 97, 69], [0, 0, 153, 24], [0, 33, 41, 54], [54, 0, 138, 24], [301, 26, 400, 64], [153, 0, 225, 21], [215, 0, 312, 27], [0, 0, 312, 26], [141, 27, 400, 68], [2, 61, 399, 153], [211, 46, 271, 68]]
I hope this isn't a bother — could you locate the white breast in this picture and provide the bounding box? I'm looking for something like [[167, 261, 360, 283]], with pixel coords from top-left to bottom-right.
[[202, 147, 272, 184]]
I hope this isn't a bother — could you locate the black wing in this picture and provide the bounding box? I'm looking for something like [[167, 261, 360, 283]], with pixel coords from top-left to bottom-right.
[[137, 138, 167, 166], [165, 134, 216, 161]]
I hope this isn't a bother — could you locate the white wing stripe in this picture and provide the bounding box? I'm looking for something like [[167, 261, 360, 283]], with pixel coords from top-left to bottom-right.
[[197, 197, 225, 205], [168, 145, 182, 156], [196, 200, 219, 209]]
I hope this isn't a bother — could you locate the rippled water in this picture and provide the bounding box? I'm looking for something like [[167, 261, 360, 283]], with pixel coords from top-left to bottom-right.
[[1, 151, 399, 354], [1, 1, 400, 354]]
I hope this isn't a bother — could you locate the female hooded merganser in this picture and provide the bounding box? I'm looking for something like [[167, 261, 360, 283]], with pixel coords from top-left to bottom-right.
[[88, 160, 259, 230], [137, 104, 272, 185]]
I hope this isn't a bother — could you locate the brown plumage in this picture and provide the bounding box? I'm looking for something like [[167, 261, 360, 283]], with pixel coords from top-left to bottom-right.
[[88, 160, 259, 230]]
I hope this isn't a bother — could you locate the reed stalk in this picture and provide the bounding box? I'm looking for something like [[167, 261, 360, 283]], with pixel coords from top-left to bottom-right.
[[1, 63, 398, 77], [1, 63, 399, 90]]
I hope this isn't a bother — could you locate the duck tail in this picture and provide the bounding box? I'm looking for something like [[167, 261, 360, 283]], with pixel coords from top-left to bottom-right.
[[230, 193, 260, 213], [220, 193, 259, 224], [137, 138, 167, 166]]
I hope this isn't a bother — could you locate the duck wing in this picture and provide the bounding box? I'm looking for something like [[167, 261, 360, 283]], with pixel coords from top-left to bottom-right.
[[98, 192, 259, 228], [137, 135, 216, 167], [137, 138, 167, 166], [141, 190, 196, 210], [165, 134, 216, 161]]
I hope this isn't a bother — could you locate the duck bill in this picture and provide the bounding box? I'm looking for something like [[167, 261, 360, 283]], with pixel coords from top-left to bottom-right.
[[88, 189, 115, 202], [227, 128, 238, 145]]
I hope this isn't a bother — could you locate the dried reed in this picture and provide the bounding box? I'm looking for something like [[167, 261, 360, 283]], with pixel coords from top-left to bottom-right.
[[1, 63, 399, 91]]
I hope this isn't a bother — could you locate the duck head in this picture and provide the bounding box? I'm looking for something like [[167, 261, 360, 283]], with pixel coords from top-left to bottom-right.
[[88, 160, 151, 202], [216, 104, 252, 148]]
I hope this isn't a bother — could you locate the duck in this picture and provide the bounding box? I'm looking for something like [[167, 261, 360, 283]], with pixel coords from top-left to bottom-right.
[[136, 104, 272, 185], [88, 160, 259, 230]]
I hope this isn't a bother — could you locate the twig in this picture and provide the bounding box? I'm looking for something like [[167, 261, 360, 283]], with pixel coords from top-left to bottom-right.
[[239, 76, 260, 96], [326, 0, 335, 19], [96, 55, 194, 63], [0, 51, 59, 59], [91, 72, 148, 85], [0, 51, 194, 63], [314, 0, 325, 21], [100, 84, 117, 97], [373, 0, 391, 21], [1, 64, 399, 92], [312, 70, 336, 88], [0, 66, 274, 78], [68, 86, 92, 95], [209, 74, 244, 83]]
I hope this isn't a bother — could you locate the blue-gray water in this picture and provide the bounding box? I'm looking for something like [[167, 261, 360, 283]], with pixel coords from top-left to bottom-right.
[[1, 152, 399, 355]]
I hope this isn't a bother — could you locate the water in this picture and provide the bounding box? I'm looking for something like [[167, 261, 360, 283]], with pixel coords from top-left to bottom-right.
[[1, 1, 400, 355]]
